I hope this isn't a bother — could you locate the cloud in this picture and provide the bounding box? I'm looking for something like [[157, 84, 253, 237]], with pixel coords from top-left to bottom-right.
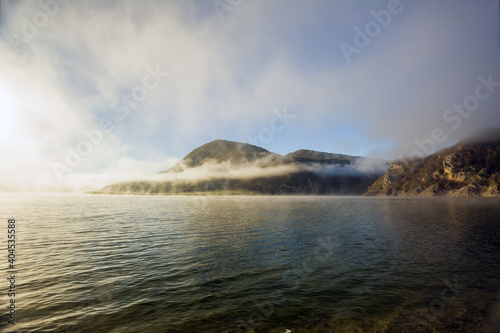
[[0, 0, 498, 192], [101, 155, 388, 192]]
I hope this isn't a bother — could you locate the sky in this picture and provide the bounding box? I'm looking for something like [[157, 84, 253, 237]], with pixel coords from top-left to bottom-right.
[[0, 0, 499, 192]]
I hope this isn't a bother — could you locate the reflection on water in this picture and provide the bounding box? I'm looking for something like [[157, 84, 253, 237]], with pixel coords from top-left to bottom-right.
[[1, 194, 500, 332]]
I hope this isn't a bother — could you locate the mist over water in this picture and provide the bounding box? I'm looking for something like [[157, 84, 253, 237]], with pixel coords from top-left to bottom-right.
[[114, 155, 389, 185], [1, 194, 500, 332]]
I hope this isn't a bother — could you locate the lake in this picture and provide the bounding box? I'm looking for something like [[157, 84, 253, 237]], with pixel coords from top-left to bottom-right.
[[1, 194, 500, 332]]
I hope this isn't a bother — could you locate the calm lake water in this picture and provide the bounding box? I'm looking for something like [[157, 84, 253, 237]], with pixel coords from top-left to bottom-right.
[[1, 194, 500, 332]]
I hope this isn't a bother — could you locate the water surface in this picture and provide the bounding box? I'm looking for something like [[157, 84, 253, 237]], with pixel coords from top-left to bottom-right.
[[1, 194, 500, 332]]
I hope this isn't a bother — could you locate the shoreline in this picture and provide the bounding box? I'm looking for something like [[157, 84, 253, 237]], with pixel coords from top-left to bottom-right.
[[88, 190, 500, 198]]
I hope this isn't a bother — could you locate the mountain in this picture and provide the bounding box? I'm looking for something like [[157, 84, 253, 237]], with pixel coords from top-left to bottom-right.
[[365, 129, 500, 197], [166, 139, 276, 172], [98, 130, 500, 197], [99, 140, 387, 195], [165, 140, 362, 172]]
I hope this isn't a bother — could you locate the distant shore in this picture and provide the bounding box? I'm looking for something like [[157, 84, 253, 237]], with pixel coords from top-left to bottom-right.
[[89, 190, 500, 197]]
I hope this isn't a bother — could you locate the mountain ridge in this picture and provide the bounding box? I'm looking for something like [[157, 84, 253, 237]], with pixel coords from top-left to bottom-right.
[[98, 130, 500, 197], [365, 129, 500, 197], [100, 139, 386, 195]]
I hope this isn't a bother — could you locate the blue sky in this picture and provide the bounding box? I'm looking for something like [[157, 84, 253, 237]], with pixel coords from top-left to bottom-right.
[[0, 0, 499, 191]]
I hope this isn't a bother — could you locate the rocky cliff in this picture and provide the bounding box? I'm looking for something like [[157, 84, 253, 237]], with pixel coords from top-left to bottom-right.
[[365, 131, 500, 197]]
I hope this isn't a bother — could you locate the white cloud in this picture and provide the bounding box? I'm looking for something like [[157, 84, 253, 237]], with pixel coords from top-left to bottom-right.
[[0, 0, 498, 191]]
